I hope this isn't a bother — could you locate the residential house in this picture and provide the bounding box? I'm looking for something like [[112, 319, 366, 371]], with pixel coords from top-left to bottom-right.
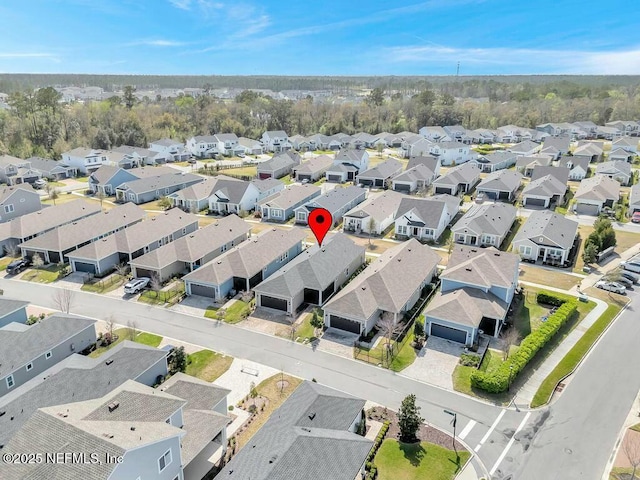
[[113, 145, 164, 166], [573, 141, 603, 163], [609, 148, 635, 163], [573, 121, 598, 138], [355, 158, 403, 187], [507, 140, 540, 157], [168, 176, 257, 214], [130, 214, 251, 282], [183, 228, 307, 300], [443, 125, 468, 143], [0, 184, 42, 222], [424, 245, 519, 345], [407, 154, 440, 173], [343, 190, 405, 235], [323, 239, 439, 334], [512, 210, 578, 266], [0, 314, 96, 398], [468, 128, 496, 144], [391, 164, 438, 193], [350, 132, 378, 149], [515, 154, 553, 177], [238, 136, 264, 155], [213, 133, 244, 156], [606, 120, 640, 136], [612, 136, 638, 154], [419, 126, 451, 142], [452, 203, 516, 248], [521, 166, 569, 208], [394, 195, 460, 242], [0, 341, 169, 449], [629, 184, 640, 215], [0, 298, 29, 328], [0, 155, 42, 185], [261, 130, 291, 152], [537, 123, 573, 137], [186, 135, 219, 158], [289, 134, 311, 151], [115, 172, 203, 204], [27, 156, 77, 180], [294, 185, 366, 226], [497, 125, 532, 143], [326, 149, 370, 182], [558, 156, 590, 181], [219, 381, 372, 480], [148, 138, 191, 162], [251, 178, 285, 201], [428, 141, 473, 166], [308, 133, 342, 151], [259, 184, 321, 222], [88, 165, 176, 195], [254, 233, 365, 314], [433, 162, 481, 195], [257, 151, 301, 179], [470, 151, 517, 173], [574, 175, 620, 215], [401, 134, 432, 158], [66, 209, 198, 276], [61, 147, 110, 174], [19, 202, 146, 264], [597, 126, 623, 140], [595, 160, 632, 186], [541, 136, 571, 158], [539, 145, 561, 160], [292, 155, 333, 182], [475, 169, 522, 202]]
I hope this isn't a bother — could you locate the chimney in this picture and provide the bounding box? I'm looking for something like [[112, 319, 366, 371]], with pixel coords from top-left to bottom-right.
[[107, 401, 120, 413]]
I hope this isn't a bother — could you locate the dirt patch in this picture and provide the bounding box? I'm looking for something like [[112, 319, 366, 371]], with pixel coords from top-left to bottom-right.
[[276, 380, 289, 391], [367, 406, 466, 452]]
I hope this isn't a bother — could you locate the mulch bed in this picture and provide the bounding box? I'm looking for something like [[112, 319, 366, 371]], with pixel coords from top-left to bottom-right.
[[367, 406, 466, 452]]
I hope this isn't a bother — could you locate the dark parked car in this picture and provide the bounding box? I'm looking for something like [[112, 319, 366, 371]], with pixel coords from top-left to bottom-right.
[[6, 257, 32, 275]]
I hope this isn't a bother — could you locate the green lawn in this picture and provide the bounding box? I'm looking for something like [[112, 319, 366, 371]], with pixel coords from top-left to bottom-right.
[[357, 332, 417, 372], [218, 166, 257, 177], [281, 174, 293, 185], [135, 332, 163, 347], [81, 274, 126, 293], [453, 348, 512, 403], [375, 439, 469, 480], [75, 176, 89, 182], [204, 300, 251, 323], [89, 328, 161, 357], [138, 283, 185, 305], [20, 265, 60, 283], [531, 304, 622, 407], [0, 256, 18, 271], [313, 177, 326, 186], [295, 313, 316, 342], [501, 217, 523, 251], [185, 349, 233, 382]]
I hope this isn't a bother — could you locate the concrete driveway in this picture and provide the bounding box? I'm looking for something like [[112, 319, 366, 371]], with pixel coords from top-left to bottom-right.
[[401, 336, 466, 390], [316, 328, 358, 358]]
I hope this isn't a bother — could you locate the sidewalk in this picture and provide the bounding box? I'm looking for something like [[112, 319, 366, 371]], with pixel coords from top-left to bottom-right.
[[576, 242, 640, 292]]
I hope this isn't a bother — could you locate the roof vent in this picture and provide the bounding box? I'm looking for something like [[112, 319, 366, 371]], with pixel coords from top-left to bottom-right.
[[465, 267, 472, 272], [130, 426, 136, 431], [105, 359, 114, 366], [268, 455, 278, 464], [308, 412, 316, 420], [102, 433, 114, 439], [470, 248, 477, 253], [107, 401, 120, 412], [494, 252, 500, 256]]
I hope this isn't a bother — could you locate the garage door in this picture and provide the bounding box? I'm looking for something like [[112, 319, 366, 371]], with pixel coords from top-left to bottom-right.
[[498, 191, 510, 200], [359, 179, 374, 186], [73, 261, 96, 274], [258, 173, 272, 180], [430, 323, 467, 344], [480, 190, 497, 200], [575, 203, 600, 216], [134, 268, 157, 280], [189, 283, 216, 298], [329, 315, 361, 334], [394, 183, 411, 192], [524, 197, 546, 207], [298, 174, 311, 181], [435, 187, 454, 195], [259, 295, 288, 311], [328, 175, 342, 182]]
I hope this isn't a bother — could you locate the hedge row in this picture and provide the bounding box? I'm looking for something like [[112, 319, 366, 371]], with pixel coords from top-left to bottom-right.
[[365, 420, 390, 480], [536, 292, 566, 307], [470, 295, 577, 393]]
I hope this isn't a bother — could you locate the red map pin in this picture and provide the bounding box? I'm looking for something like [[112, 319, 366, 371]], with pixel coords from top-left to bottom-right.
[[308, 208, 332, 247]]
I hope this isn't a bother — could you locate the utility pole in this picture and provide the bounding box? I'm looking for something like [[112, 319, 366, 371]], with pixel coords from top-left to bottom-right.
[[456, 61, 460, 77]]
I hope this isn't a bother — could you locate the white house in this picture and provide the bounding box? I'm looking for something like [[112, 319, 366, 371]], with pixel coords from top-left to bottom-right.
[[61, 147, 110, 175], [186, 135, 219, 158], [261, 131, 291, 153], [428, 141, 473, 166], [394, 195, 460, 242], [149, 138, 191, 162]]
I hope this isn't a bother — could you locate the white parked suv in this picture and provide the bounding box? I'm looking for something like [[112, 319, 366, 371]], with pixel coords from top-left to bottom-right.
[[620, 257, 640, 274], [595, 280, 626, 295], [124, 277, 151, 294]]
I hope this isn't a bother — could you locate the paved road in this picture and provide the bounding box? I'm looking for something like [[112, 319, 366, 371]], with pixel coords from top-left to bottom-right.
[[499, 289, 639, 480], [0, 277, 534, 477]]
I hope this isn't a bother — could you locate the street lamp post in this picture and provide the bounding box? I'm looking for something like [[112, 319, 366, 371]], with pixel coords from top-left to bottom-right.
[[444, 409, 457, 455]]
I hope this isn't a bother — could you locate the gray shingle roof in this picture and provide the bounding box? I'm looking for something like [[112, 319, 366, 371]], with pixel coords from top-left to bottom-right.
[[83, 389, 186, 422], [558, 155, 590, 172], [219, 381, 372, 480], [509, 140, 540, 153], [130, 214, 251, 268], [293, 155, 333, 175], [25, 156, 73, 174], [259, 184, 321, 210], [336, 149, 367, 164], [0, 183, 38, 204], [117, 172, 203, 195], [324, 239, 439, 319], [433, 162, 480, 186], [522, 174, 567, 198], [183, 228, 307, 285], [477, 169, 522, 192], [0, 297, 29, 319], [258, 152, 300, 173], [630, 184, 640, 208], [515, 154, 553, 170], [251, 178, 284, 193], [513, 210, 578, 250], [531, 166, 570, 184], [0, 313, 95, 377], [596, 160, 631, 177], [296, 186, 365, 216], [356, 158, 402, 180], [392, 164, 434, 183], [426, 287, 508, 327], [171, 175, 250, 203], [161, 372, 230, 411], [452, 203, 516, 239], [543, 135, 571, 151], [150, 138, 182, 147], [406, 155, 439, 171], [181, 409, 229, 464], [18, 202, 145, 252], [343, 190, 405, 222], [113, 145, 154, 157], [476, 151, 517, 165], [395, 195, 458, 229], [254, 233, 364, 298], [574, 175, 620, 202], [443, 245, 519, 289]]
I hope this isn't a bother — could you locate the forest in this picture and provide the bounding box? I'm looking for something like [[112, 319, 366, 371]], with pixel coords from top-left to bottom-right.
[[1, 75, 639, 159]]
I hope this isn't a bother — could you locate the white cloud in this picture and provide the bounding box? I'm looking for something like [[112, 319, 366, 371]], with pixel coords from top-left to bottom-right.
[[127, 39, 188, 47], [383, 44, 640, 74], [169, 0, 192, 10]]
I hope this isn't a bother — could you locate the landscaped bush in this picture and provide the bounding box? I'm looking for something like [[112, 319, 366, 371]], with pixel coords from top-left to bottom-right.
[[366, 420, 390, 464], [471, 294, 577, 394], [459, 353, 480, 367], [536, 292, 566, 307]]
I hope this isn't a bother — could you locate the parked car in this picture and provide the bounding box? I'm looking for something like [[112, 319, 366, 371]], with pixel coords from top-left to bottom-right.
[[123, 277, 151, 294], [595, 280, 627, 295], [187, 158, 197, 164], [620, 258, 640, 274], [608, 276, 633, 288], [475, 192, 485, 204], [617, 269, 640, 284], [301, 178, 310, 184], [6, 257, 32, 275], [237, 152, 246, 158], [33, 179, 48, 189], [632, 211, 640, 223]]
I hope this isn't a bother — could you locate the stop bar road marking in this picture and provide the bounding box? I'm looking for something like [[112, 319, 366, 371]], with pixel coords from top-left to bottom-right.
[[475, 409, 506, 451], [490, 411, 532, 475], [458, 420, 477, 440]]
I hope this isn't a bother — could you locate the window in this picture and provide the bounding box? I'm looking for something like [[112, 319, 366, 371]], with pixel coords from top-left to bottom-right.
[[519, 245, 532, 256], [158, 449, 172, 473], [6, 375, 14, 389], [278, 251, 289, 263], [221, 244, 227, 253], [26, 363, 33, 371], [4, 204, 14, 214], [182, 228, 187, 235], [45, 351, 52, 359], [397, 225, 407, 235], [296, 212, 306, 221]]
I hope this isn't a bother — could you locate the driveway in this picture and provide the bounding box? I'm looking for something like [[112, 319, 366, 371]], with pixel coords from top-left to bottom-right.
[[169, 295, 213, 316], [214, 358, 280, 406], [401, 337, 465, 390], [315, 327, 359, 358]]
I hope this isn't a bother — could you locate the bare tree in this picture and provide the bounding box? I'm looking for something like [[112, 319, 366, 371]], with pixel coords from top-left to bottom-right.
[[52, 288, 75, 313], [376, 311, 404, 366], [623, 430, 640, 480], [502, 327, 520, 361], [45, 184, 60, 205], [150, 273, 162, 298], [95, 190, 107, 209], [367, 217, 376, 245], [114, 263, 129, 281], [4, 243, 20, 258], [127, 320, 138, 340], [31, 252, 44, 268]]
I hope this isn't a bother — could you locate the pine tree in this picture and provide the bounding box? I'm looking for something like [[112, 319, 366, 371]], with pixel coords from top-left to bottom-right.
[[398, 394, 423, 443]]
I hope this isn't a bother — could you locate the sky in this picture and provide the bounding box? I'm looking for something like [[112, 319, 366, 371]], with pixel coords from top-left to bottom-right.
[[0, 0, 639, 75]]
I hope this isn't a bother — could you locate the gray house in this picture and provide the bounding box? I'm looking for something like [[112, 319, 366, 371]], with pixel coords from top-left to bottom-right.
[[355, 158, 403, 187], [515, 154, 553, 177], [326, 149, 370, 182], [26, 156, 77, 180], [433, 162, 481, 195], [183, 228, 307, 301], [89, 165, 176, 195], [254, 233, 365, 314], [292, 155, 333, 182], [574, 175, 620, 215], [19, 202, 146, 264], [323, 239, 439, 334], [595, 160, 632, 186], [424, 245, 519, 345], [0, 298, 29, 328], [475, 169, 522, 202], [168, 176, 261, 214], [521, 166, 569, 208], [0, 314, 96, 398], [219, 381, 372, 480], [392, 162, 439, 193], [394, 195, 460, 242], [0, 184, 42, 223], [541, 135, 571, 158], [294, 185, 366, 226], [259, 184, 321, 222], [0, 199, 101, 257], [257, 151, 301, 179], [130, 214, 251, 282], [343, 190, 405, 235], [470, 151, 518, 173], [452, 202, 516, 248], [115, 172, 203, 204], [0, 155, 42, 185], [512, 210, 578, 266], [630, 184, 640, 215], [558, 155, 590, 181], [66, 209, 199, 276]]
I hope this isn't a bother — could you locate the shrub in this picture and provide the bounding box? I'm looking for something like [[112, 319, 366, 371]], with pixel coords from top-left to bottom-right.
[[536, 292, 567, 307], [471, 297, 577, 393], [228, 405, 234, 411], [459, 353, 480, 367]]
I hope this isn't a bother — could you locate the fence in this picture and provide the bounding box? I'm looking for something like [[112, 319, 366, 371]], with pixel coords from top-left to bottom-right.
[[140, 286, 185, 305], [83, 273, 125, 291]]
